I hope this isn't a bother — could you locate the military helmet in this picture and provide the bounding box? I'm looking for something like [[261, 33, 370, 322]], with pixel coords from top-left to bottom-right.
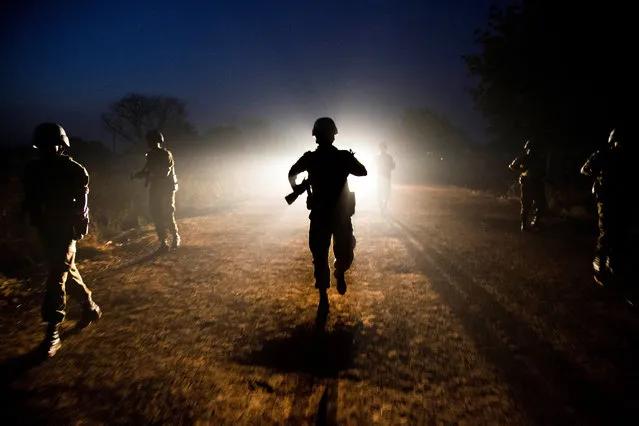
[[312, 117, 338, 137], [146, 129, 164, 145], [32, 123, 70, 149], [608, 127, 629, 145]]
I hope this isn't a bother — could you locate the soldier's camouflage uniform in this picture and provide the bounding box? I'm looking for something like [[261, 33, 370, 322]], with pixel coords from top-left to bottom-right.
[[22, 154, 96, 325], [581, 142, 633, 283], [135, 146, 179, 248], [509, 149, 546, 230]]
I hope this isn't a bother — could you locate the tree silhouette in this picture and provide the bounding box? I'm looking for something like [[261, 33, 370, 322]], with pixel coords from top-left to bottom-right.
[[102, 94, 197, 148], [398, 108, 470, 155], [464, 1, 634, 158]]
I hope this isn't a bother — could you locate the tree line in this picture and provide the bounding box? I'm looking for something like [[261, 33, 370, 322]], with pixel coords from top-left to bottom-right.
[[464, 0, 634, 172]]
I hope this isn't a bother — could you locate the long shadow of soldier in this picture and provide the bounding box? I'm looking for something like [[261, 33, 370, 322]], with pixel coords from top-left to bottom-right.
[[0, 346, 48, 387], [237, 305, 355, 378], [237, 303, 357, 425], [386, 214, 639, 426], [0, 348, 49, 425]]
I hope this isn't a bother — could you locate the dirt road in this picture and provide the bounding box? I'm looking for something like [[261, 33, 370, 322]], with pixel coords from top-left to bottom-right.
[[1, 186, 638, 425]]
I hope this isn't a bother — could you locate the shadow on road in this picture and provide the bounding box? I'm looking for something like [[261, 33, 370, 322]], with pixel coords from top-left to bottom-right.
[[0, 347, 47, 386], [238, 304, 354, 426], [237, 307, 357, 379], [0, 374, 185, 425], [387, 215, 639, 426]]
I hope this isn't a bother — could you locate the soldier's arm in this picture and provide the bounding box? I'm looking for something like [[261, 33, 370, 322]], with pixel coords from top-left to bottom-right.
[[71, 162, 90, 216], [580, 151, 601, 177], [168, 151, 175, 174], [132, 153, 151, 179], [288, 153, 310, 188], [348, 153, 368, 176], [508, 156, 524, 171], [390, 156, 396, 170]]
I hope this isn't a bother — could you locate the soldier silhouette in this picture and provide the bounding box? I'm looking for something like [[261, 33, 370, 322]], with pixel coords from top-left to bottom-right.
[[132, 130, 181, 251], [509, 139, 547, 231], [376, 142, 395, 212], [22, 123, 102, 357], [581, 126, 634, 293], [287, 117, 367, 309]]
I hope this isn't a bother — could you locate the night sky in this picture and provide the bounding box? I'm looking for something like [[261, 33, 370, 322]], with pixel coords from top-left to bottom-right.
[[1, 0, 514, 146]]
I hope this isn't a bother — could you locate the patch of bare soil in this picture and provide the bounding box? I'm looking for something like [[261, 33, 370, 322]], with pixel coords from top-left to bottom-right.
[[1, 187, 638, 425]]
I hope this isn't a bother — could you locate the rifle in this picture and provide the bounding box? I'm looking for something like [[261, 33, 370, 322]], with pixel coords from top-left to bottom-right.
[[285, 179, 311, 205]]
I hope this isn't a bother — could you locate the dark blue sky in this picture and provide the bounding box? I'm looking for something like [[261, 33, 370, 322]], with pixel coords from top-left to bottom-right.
[[2, 0, 513, 145]]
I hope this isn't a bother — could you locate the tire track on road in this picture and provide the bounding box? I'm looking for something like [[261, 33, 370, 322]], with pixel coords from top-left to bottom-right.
[[388, 215, 633, 426]]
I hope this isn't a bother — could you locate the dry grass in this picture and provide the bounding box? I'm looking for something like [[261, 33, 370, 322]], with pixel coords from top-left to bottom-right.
[[1, 187, 638, 425]]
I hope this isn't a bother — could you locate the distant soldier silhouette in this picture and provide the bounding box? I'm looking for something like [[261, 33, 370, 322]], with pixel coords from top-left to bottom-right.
[[508, 139, 547, 231], [287, 117, 368, 309], [581, 127, 634, 290], [22, 123, 102, 357], [132, 130, 180, 251], [376, 142, 395, 211]]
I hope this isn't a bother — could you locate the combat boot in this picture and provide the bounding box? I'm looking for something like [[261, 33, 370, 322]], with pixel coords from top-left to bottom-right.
[[77, 301, 102, 329], [171, 233, 181, 249], [334, 270, 347, 295], [41, 323, 62, 357]]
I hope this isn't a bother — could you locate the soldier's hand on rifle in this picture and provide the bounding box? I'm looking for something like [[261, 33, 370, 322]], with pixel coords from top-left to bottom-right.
[[293, 179, 308, 193]]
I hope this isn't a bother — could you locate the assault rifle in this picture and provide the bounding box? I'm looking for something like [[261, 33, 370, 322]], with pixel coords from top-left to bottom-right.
[[285, 179, 311, 205]]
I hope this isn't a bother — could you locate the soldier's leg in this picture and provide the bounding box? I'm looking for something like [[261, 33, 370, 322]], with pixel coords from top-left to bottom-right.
[[377, 177, 389, 209], [530, 182, 546, 226], [150, 193, 168, 248], [40, 236, 73, 356], [64, 240, 92, 303], [333, 216, 355, 295], [382, 177, 391, 208], [168, 190, 180, 248], [63, 240, 102, 327], [520, 181, 532, 230], [41, 238, 71, 325], [594, 201, 612, 286], [309, 218, 332, 289]]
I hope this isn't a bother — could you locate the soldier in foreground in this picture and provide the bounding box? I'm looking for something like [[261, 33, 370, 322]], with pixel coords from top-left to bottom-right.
[[375, 142, 395, 212], [508, 139, 547, 231], [287, 117, 368, 309], [132, 130, 181, 251], [22, 123, 102, 357], [581, 127, 634, 292]]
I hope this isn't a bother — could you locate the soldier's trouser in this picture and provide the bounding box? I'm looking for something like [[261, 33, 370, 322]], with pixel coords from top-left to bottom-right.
[[149, 189, 178, 243], [520, 180, 546, 222], [40, 236, 93, 324], [596, 200, 631, 273], [378, 176, 391, 206], [309, 215, 356, 289]]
